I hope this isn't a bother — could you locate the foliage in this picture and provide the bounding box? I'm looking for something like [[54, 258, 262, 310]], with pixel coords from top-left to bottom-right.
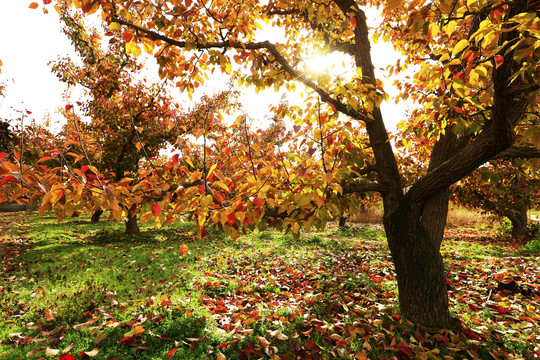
[[1, 212, 540, 359]]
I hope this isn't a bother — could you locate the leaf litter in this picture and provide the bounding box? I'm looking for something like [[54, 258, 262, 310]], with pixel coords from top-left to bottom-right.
[[0, 213, 538, 359]]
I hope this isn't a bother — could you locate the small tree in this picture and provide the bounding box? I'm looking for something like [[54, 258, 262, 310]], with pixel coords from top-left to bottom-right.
[[451, 160, 540, 237]]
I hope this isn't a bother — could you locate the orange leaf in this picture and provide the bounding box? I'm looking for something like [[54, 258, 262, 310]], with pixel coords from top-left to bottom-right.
[[179, 244, 188, 256], [44, 308, 55, 321], [494, 55, 504, 69], [123, 30, 134, 42], [166, 348, 178, 359], [29, 2, 39, 9]]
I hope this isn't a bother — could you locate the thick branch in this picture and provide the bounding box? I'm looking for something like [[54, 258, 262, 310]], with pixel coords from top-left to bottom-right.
[[342, 181, 388, 194], [492, 146, 540, 160], [111, 16, 371, 123]]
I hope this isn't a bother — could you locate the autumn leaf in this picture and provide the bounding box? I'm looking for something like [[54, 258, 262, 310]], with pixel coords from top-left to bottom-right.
[[151, 203, 161, 219], [59, 355, 77, 360], [253, 197, 264, 211], [44, 308, 55, 321], [82, 348, 99, 357], [45, 347, 59, 356], [166, 348, 178, 359], [29, 2, 39, 9], [452, 39, 469, 57], [494, 55, 504, 69], [122, 30, 135, 42], [179, 244, 188, 256]]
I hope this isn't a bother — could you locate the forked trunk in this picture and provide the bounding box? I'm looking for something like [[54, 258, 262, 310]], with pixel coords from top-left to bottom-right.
[[384, 199, 453, 328]]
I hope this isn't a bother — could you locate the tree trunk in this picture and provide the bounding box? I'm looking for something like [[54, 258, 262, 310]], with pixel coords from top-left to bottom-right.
[[91, 209, 104, 223], [125, 211, 140, 234], [384, 200, 453, 328], [505, 203, 529, 238], [338, 216, 347, 227]]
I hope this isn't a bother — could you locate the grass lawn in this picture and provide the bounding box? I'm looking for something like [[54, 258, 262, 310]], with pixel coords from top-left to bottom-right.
[[0, 211, 539, 359]]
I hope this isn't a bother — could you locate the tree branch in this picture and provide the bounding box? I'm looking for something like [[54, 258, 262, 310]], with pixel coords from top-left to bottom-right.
[[492, 146, 540, 160], [110, 15, 372, 124]]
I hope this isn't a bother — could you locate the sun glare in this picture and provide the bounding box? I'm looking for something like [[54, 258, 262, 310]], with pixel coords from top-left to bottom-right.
[[303, 54, 333, 75]]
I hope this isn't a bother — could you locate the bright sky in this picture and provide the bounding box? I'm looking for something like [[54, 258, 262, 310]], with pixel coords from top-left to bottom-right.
[[0, 2, 408, 132]]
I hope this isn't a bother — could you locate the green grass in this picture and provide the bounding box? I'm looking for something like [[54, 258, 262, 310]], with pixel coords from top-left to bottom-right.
[[0, 212, 539, 359]]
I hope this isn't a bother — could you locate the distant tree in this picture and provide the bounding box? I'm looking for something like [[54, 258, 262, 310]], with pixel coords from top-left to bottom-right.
[[451, 160, 540, 237]]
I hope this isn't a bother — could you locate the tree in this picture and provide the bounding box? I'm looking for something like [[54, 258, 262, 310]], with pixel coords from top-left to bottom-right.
[[30, 0, 540, 328], [451, 160, 540, 237]]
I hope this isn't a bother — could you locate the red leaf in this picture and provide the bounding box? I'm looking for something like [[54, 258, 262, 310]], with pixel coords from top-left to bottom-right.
[[119, 336, 136, 346], [151, 203, 161, 219], [166, 348, 178, 359], [350, 16, 357, 28], [59, 355, 77, 360], [468, 303, 479, 312], [179, 244, 188, 256], [123, 30, 135, 42], [161, 300, 172, 306], [227, 213, 236, 226], [397, 341, 411, 356], [494, 55, 504, 69], [65, 104, 73, 111], [0, 152, 7, 160], [253, 197, 264, 211], [0, 176, 16, 186], [43, 0, 52, 4]]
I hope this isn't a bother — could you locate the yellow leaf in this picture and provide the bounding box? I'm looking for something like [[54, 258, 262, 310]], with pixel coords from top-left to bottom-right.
[[444, 20, 457, 36], [223, 62, 232, 74], [124, 325, 145, 337], [109, 22, 121, 31], [212, 181, 229, 192], [143, 41, 154, 55], [207, 163, 218, 179], [452, 39, 469, 57], [200, 195, 213, 207]]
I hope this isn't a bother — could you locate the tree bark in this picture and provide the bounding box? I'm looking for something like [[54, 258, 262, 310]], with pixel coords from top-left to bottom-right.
[[125, 211, 140, 234], [384, 200, 453, 328], [505, 203, 529, 238], [91, 209, 104, 223]]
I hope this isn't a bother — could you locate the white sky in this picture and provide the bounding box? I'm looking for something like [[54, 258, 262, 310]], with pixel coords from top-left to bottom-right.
[[0, 1, 408, 132]]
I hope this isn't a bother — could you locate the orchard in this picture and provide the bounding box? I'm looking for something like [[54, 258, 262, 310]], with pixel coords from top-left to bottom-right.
[[1, 0, 538, 335]]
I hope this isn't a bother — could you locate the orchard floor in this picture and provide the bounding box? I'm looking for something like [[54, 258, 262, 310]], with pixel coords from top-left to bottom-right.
[[0, 211, 539, 360]]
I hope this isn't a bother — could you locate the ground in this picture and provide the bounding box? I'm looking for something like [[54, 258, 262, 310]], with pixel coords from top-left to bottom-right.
[[0, 212, 539, 359]]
